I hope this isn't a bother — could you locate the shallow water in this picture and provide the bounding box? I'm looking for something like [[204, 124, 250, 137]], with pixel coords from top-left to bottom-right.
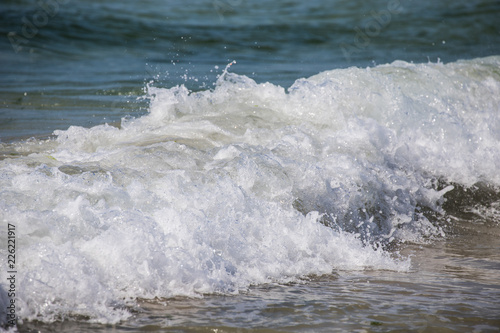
[[17, 218, 500, 332]]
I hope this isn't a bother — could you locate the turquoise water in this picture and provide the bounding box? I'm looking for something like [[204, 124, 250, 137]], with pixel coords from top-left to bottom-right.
[[1, 1, 500, 332]]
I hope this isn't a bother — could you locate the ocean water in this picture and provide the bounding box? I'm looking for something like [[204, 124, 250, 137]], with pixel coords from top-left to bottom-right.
[[1, 0, 500, 332]]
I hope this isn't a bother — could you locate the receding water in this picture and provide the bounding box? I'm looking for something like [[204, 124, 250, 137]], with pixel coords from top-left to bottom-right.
[[15, 223, 500, 332]]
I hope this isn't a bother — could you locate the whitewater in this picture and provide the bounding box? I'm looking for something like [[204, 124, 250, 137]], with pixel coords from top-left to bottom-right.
[[1, 56, 500, 325]]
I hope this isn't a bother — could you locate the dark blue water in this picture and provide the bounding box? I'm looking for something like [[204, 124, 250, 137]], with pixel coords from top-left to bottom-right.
[[1, 0, 499, 140]]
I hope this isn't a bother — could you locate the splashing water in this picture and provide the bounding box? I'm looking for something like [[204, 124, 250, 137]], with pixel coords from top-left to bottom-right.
[[1, 56, 499, 324]]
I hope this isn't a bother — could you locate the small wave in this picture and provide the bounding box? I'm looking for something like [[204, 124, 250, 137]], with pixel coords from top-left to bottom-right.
[[0, 56, 499, 323]]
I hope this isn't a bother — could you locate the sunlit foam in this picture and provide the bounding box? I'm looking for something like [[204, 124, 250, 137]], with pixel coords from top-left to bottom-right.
[[1, 56, 499, 323]]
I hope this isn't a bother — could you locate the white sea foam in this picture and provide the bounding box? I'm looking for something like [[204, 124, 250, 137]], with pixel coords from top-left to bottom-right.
[[0, 56, 499, 323]]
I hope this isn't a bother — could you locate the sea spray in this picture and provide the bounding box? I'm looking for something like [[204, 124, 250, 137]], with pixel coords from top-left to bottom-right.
[[0, 56, 499, 323]]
